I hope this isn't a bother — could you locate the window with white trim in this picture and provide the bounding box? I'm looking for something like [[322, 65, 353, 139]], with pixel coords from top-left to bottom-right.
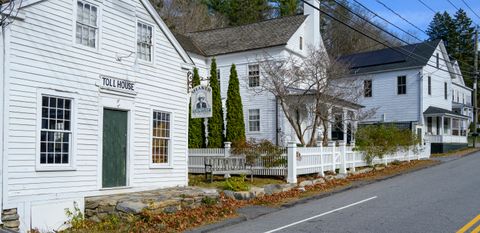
[[248, 64, 260, 87], [40, 96, 72, 165], [137, 22, 153, 62], [249, 109, 260, 132], [76, 1, 98, 48], [152, 111, 170, 164]]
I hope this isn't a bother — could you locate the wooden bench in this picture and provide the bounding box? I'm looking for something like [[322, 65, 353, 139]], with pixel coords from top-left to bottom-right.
[[204, 157, 253, 182]]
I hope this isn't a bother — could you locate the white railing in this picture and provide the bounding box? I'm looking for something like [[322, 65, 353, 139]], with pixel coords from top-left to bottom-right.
[[426, 135, 468, 143], [188, 141, 431, 184]]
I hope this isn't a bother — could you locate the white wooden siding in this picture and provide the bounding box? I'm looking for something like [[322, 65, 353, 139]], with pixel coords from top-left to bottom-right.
[[4, 0, 189, 231]]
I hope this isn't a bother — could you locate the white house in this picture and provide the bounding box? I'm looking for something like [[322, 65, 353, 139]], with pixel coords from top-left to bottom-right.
[[340, 40, 473, 153], [0, 0, 193, 231], [176, 0, 362, 146]]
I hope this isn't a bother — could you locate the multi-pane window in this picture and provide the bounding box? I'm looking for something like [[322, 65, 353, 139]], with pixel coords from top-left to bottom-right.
[[427, 76, 431, 95], [248, 64, 260, 87], [40, 96, 72, 165], [137, 22, 153, 62], [397, 76, 406, 95], [152, 111, 170, 164], [217, 69, 221, 92], [76, 1, 98, 48], [364, 80, 372, 97], [249, 109, 260, 132]]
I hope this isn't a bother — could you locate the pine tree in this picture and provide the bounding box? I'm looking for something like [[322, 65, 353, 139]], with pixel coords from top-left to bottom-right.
[[188, 68, 206, 148], [273, 0, 300, 17], [207, 58, 225, 148], [204, 0, 271, 26], [427, 9, 477, 87], [226, 64, 246, 144]]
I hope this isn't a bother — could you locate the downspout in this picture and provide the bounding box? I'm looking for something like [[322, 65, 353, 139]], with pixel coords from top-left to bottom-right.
[[1, 22, 6, 222], [419, 71, 424, 128], [275, 97, 279, 146]]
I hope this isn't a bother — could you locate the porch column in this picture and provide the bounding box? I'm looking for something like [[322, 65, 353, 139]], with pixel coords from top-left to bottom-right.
[[342, 108, 348, 142], [449, 117, 453, 135], [440, 116, 444, 135]]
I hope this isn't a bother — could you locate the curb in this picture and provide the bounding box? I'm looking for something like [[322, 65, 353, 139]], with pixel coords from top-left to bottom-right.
[[186, 152, 479, 232], [185, 216, 247, 233]]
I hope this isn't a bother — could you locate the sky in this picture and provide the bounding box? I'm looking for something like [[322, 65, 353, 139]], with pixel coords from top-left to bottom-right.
[[353, 0, 480, 41]]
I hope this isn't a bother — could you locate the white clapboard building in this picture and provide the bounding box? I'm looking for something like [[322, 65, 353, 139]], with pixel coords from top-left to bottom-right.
[[340, 40, 473, 153], [0, 0, 192, 231], [176, 0, 362, 146]]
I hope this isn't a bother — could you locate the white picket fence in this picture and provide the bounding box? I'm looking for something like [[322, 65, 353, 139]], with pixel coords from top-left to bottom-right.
[[188, 141, 431, 184]]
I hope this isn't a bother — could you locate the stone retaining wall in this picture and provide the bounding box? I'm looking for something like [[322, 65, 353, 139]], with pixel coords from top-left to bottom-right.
[[84, 187, 219, 222], [2, 208, 20, 232]]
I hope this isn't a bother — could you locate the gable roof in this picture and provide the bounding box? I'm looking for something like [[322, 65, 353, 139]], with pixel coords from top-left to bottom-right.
[[15, 0, 193, 65], [339, 40, 442, 75], [176, 14, 308, 57]]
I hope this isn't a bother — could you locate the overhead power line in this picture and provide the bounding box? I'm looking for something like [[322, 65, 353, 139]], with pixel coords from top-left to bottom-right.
[[417, 0, 437, 14], [302, 0, 467, 77], [325, 0, 473, 76], [375, 0, 427, 35], [352, 0, 473, 74], [460, 0, 480, 23], [446, 0, 460, 11]]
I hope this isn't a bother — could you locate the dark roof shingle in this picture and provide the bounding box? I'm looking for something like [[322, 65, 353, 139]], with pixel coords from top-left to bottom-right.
[[339, 40, 442, 75], [175, 15, 308, 56]]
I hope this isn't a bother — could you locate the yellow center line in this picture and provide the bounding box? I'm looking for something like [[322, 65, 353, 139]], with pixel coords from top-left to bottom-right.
[[457, 214, 480, 233], [472, 224, 480, 233]]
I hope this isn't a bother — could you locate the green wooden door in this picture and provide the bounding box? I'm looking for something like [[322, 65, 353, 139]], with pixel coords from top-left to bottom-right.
[[102, 109, 128, 188]]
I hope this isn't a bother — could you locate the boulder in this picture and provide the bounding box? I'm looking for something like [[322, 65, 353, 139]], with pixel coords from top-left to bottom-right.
[[264, 184, 284, 195], [281, 183, 296, 192], [223, 190, 236, 199], [3, 220, 20, 229], [298, 180, 313, 187], [233, 191, 252, 200], [1, 214, 18, 222], [116, 201, 148, 214], [335, 173, 348, 179], [312, 178, 325, 185], [2, 209, 16, 215], [250, 187, 265, 198]]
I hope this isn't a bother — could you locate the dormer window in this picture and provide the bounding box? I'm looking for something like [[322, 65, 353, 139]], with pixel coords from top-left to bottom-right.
[[137, 22, 153, 62], [76, 1, 98, 48]]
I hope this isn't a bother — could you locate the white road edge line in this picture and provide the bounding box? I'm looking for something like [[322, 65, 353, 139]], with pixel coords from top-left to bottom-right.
[[263, 196, 378, 233]]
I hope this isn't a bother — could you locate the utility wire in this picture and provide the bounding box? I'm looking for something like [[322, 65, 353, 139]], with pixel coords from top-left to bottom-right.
[[375, 0, 427, 34], [328, 0, 473, 76], [446, 0, 460, 11], [351, 0, 475, 73], [302, 0, 467, 77], [460, 0, 480, 23], [417, 0, 437, 14]]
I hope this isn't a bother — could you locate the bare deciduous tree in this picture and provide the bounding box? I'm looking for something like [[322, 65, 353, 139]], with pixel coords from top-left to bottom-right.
[[1, 0, 23, 28], [150, 0, 228, 34], [257, 48, 375, 146]]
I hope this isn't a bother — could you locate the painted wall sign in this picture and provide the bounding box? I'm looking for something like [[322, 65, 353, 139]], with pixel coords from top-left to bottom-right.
[[99, 75, 136, 94], [191, 85, 212, 118]]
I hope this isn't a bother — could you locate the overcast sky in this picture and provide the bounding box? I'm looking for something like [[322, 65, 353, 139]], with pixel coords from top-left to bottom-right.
[[354, 0, 480, 41]]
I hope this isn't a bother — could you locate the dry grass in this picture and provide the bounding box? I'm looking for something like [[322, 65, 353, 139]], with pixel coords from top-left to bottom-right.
[[431, 147, 479, 158]]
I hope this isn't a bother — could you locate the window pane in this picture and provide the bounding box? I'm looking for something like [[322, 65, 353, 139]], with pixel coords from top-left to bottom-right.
[[152, 111, 170, 164], [40, 96, 72, 165]]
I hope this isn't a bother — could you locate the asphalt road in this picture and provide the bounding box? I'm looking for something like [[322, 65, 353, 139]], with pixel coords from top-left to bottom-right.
[[213, 152, 480, 233]]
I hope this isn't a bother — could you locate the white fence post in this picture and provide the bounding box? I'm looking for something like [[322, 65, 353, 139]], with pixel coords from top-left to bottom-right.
[[224, 142, 231, 157], [319, 143, 325, 177], [287, 141, 297, 184], [350, 140, 356, 172], [339, 141, 347, 174], [328, 141, 336, 173]]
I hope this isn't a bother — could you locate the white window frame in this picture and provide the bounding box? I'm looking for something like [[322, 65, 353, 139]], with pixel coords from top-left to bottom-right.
[[73, 0, 101, 50], [248, 64, 260, 88], [36, 90, 77, 171], [397, 75, 407, 95], [149, 109, 173, 169], [248, 109, 261, 132], [136, 20, 155, 64]]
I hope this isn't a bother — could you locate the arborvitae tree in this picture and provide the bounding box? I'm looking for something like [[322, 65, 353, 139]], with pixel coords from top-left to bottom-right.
[[207, 58, 225, 148], [188, 68, 206, 148], [225, 64, 246, 144]]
